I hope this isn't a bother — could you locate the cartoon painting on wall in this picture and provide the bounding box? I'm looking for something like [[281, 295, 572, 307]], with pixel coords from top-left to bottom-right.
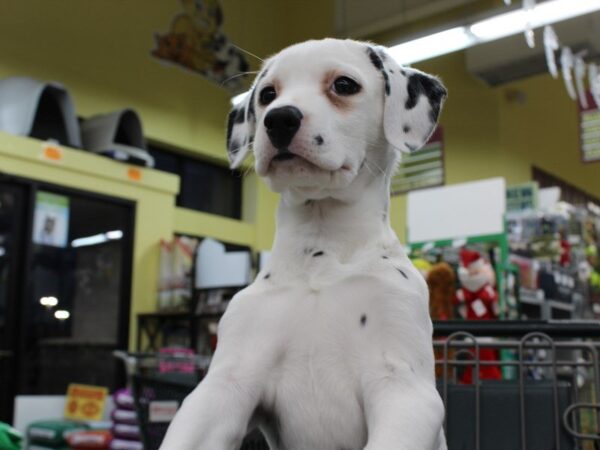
[[152, 0, 249, 93]]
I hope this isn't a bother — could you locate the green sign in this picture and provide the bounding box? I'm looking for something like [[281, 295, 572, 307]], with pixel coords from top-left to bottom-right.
[[506, 182, 539, 212]]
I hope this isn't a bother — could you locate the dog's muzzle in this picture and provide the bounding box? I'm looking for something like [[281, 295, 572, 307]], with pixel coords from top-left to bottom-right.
[[264, 106, 303, 151]]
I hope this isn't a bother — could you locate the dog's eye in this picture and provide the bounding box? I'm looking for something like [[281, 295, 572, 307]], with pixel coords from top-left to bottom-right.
[[259, 86, 277, 106], [332, 76, 361, 96]]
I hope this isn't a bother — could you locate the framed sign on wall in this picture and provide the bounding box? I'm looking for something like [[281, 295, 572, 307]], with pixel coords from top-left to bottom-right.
[[579, 92, 600, 164]]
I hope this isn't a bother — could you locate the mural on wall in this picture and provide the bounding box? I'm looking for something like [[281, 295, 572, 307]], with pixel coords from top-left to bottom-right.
[[152, 0, 249, 93]]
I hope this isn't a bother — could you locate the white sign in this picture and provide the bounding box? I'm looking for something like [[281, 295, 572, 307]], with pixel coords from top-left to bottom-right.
[[407, 177, 506, 243]]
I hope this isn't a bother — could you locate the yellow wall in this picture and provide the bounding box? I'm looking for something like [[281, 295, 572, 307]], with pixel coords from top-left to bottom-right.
[[0, 0, 334, 347]]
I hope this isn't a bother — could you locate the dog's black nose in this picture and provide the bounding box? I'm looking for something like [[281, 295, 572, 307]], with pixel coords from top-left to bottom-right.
[[264, 106, 303, 149]]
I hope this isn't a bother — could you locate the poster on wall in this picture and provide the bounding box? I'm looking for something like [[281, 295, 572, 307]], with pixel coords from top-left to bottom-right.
[[32, 191, 70, 248], [579, 91, 600, 163], [151, 0, 249, 93]]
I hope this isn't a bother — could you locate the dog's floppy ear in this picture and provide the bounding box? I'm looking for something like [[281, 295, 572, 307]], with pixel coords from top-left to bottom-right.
[[367, 46, 447, 153], [226, 87, 256, 169]]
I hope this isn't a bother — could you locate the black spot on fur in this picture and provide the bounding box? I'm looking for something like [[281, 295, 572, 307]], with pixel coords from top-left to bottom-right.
[[400, 69, 406, 76], [229, 140, 240, 154], [405, 73, 447, 123], [226, 110, 236, 149], [396, 268, 408, 279], [367, 47, 390, 96], [313, 251, 324, 257], [367, 47, 384, 70], [382, 255, 389, 259], [389, 69, 394, 74], [247, 88, 256, 119], [403, 124, 411, 133], [305, 199, 314, 206], [264, 273, 271, 280], [360, 314, 367, 326], [314, 135, 324, 145]]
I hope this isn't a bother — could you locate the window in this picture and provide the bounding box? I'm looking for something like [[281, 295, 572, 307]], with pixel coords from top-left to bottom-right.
[[148, 144, 242, 219]]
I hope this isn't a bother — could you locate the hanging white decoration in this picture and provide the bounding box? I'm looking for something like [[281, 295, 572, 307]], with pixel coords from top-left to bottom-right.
[[574, 52, 588, 109], [560, 47, 577, 100], [589, 64, 600, 108], [543, 26, 559, 78], [523, 0, 536, 48]]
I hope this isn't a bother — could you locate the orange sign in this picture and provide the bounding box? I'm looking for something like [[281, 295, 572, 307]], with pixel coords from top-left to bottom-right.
[[64, 384, 108, 422], [127, 167, 142, 182], [42, 143, 63, 162]]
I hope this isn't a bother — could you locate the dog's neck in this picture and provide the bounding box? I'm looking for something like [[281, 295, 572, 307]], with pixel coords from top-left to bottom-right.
[[270, 172, 400, 266]]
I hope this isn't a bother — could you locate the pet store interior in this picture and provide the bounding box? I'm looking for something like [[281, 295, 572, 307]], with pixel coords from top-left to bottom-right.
[[0, 0, 599, 449]]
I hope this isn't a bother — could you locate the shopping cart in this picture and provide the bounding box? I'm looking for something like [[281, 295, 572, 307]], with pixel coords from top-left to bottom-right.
[[114, 351, 269, 450], [434, 320, 600, 450]]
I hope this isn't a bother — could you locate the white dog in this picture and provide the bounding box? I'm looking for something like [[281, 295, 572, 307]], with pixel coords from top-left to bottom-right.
[[161, 38, 448, 450]]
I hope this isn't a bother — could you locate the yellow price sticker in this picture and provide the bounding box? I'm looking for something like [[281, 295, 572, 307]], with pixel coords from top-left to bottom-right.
[[64, 384, 108, 422]]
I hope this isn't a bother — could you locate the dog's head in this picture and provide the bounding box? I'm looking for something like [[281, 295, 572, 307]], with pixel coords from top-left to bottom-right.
[[226, 38, 446, 201]]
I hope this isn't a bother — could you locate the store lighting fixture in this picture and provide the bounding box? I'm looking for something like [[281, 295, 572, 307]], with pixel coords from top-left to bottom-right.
[[389, 0, 600, 65], [54, 310, 70, 320], [40, 296, 59, 307], [0, 246, 5, 257], [71, 229, 123, 248]]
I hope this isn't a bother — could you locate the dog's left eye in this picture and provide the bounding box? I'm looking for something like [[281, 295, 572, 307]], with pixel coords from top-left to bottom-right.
[[332, 76, 361, 96]]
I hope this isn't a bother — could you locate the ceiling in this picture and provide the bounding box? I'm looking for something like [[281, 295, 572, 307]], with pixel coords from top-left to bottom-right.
[[334, 0, 477, 38]]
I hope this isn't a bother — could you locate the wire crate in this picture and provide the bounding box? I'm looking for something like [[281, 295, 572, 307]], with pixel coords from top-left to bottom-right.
[[435, 326, 600, 450]]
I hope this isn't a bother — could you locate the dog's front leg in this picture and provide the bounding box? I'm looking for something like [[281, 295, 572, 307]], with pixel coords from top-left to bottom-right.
[[159, 366, 260, 449], [160, 305, 266, 450], [362, 364, 446, 450]]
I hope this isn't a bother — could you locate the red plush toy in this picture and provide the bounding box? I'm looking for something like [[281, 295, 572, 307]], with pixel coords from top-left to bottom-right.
[[455, 248, 502, 382]]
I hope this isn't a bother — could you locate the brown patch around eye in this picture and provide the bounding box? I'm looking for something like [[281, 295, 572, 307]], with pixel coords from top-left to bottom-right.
[[322, 70, 353, 111]]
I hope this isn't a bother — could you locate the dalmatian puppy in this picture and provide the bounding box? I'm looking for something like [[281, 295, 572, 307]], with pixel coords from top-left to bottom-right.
[[161, 38, 447, 450]]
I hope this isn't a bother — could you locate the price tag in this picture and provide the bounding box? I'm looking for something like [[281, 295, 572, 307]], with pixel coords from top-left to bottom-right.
[[41, 143, 63, 162], [127, 167, 142, 182], [64, 384, 108, 421]]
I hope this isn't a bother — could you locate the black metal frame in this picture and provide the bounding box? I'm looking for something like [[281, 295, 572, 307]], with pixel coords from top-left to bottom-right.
[[0, 171, 136, 420]]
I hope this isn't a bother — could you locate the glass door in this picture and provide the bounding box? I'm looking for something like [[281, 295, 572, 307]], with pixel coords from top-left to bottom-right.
[[17, 187, 134, 396], [0, 176, 135, 421]]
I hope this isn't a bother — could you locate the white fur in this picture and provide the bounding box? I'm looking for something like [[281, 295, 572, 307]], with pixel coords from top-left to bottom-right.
[[161, 38, 447, 450]]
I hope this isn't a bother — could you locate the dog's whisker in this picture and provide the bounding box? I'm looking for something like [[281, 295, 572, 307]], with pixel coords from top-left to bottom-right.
[[221, 70, 260, 86], [231, 44, 264, 62]]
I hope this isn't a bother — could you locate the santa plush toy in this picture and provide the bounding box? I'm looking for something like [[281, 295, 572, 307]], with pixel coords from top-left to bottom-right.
[[456, 248, 498, 320], [455, 248, 502, 382]]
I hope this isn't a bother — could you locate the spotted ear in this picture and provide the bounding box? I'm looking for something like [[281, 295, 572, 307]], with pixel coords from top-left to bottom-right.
[[367, 46, 447, 153], [226, 88, 256, 169]]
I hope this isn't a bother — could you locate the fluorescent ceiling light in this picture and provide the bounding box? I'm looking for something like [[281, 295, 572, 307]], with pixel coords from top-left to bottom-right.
[[71, 229, 123, 248], [389, 0, 600, 65], [388, 27, 475, 65]]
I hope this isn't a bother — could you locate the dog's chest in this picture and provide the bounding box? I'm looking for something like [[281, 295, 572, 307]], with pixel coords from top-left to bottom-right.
[[238, 253, 433, 449]]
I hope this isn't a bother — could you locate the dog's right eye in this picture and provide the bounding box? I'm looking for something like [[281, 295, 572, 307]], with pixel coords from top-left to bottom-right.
[[332, 76, 361, 96], [259, 86, 277, 106]]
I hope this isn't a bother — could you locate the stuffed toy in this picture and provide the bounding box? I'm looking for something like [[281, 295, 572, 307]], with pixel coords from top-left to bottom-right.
[[427, 262, 455, 379], [455, 248, 502, 382], [427, 262, 455, 321]]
